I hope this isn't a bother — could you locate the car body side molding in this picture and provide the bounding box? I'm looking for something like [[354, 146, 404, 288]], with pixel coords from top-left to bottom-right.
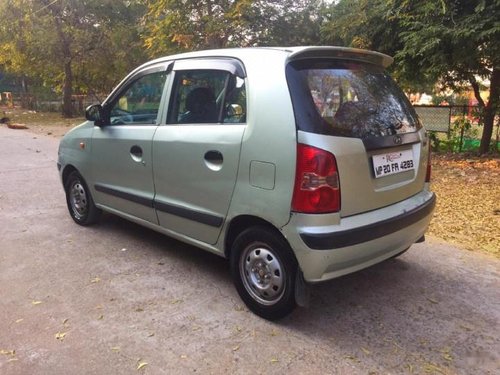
[[94, 184, 223, 228], [95, 184, 154, 208], [154, 200, 224, 228]]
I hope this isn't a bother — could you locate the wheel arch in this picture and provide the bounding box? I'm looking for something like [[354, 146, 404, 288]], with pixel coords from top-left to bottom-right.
[[62, 164, 79, 186], [224, 215, 289, 259]]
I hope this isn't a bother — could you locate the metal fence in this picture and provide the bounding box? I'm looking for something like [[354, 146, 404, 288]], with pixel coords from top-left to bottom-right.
[[414, 105, 479, 133], [13, 93, 98, 115]]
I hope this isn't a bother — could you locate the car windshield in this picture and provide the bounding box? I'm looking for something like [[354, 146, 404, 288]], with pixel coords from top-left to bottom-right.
[[286, 59, 421, 138]]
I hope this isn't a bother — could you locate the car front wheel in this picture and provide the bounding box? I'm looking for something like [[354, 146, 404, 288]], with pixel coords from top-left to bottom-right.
[[65, 171, 101, 226], [231, 226, 298, 320]]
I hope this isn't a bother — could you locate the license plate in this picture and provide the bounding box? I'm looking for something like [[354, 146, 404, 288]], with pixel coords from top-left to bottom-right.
[[372, 149, 415, 178]]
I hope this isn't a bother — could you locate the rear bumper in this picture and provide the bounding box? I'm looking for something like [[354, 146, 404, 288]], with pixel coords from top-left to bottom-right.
[[300, 193, 435, 250], [282, 190, 436, 283]]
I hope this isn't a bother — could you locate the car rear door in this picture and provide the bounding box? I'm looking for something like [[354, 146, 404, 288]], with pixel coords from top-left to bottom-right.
[[152, 59, 247, 244]]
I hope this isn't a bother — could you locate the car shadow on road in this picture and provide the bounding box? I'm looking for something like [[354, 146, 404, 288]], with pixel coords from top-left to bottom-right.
[[95, 212, 233, 281]]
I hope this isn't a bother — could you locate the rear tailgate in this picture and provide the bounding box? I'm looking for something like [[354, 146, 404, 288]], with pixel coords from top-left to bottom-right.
[[286, 47, 428, 216]]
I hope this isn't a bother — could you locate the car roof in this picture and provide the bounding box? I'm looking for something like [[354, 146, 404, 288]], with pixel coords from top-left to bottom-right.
[[135, 46, 393, 73]]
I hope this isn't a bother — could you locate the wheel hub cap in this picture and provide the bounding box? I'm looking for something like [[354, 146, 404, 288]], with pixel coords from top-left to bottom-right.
[[70, 182, 88, 219], [240, 246, 285, 306]]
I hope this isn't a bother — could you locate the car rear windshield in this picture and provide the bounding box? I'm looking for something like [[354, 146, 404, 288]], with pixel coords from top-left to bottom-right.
[[286, 59, 421, 138]]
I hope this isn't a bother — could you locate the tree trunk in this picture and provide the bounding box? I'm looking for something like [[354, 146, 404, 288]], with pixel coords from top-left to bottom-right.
[[62, 61, 73, 118], [51, 6, 74, 118], [479, 67, 499, 154]]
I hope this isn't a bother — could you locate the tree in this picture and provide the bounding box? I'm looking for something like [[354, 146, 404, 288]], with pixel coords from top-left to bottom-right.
[[394, 0, 499, 154], [321, 0, 499, 154], [142, 0, 324, 56], [0, 0, 147, 117]]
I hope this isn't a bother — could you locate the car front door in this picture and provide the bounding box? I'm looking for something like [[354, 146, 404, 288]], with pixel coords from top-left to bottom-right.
[[152, 60, 247, 244], [91, 65, 170, 224]]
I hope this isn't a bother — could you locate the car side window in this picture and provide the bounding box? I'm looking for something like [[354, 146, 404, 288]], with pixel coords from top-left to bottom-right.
[[109, 71, 167, 125], [168, 70, 246, 124]]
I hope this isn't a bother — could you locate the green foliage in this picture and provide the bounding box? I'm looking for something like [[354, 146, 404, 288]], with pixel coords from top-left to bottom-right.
[[394, 0, 499, 89], [0, 0, 147, 114], [321, 0, 400, 53], [141, 0, 324, 56], [431, 117, 481, 153]]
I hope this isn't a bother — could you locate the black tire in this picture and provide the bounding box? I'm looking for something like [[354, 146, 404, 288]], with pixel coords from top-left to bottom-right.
[[64, 171, 101, 226], [230, 226, 298, 320]]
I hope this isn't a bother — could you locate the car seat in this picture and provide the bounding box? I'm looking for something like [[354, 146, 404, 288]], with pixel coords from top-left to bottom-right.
[[179, 87, 217, 123]]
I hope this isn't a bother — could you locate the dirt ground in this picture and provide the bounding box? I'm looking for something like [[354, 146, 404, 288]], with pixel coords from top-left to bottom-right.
[[429, 154, 500, 257], [1, 108, 83, 138]]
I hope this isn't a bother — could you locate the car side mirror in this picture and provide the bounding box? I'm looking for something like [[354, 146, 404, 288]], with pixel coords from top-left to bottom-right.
[[225, 103, 245, 123], [85, 104, 104, 126], [228, 104, 243, 116]]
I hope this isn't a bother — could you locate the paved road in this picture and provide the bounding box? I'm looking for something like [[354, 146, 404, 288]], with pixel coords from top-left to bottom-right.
[[1, 125, 499, 374]]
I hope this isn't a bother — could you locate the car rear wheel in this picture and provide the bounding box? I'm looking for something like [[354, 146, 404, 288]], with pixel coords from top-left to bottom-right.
[[65, 171, 101, 226], [231, 226, 297, 320]]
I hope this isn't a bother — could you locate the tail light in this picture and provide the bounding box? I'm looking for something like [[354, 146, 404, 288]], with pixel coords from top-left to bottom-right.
[[292, 144, 340, 213], [425, 145, 432, 182]]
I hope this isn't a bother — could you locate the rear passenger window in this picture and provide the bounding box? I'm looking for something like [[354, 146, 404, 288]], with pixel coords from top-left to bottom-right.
[[168, 70, 246, 124]]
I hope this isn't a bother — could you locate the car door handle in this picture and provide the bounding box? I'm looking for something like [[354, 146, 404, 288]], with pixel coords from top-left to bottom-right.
[[204, 150, 223, 162], [130, 145, 144, 163], [204, 150, 223, 171]]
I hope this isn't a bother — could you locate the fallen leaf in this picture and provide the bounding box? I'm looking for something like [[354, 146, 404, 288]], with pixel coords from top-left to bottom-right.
[[361, 347, 371, 355], [97, 315, 104, 320], [111, 347, 121, 352], [442, 353, 453, 361], [426, 297, 439, 304], [270, 357, 279, 363], [137, 361, 148, 370], [459, 324, 472, 331], [31, 300, 43, 305], [62, 318, 69, 325], [440, 347, 453, 361], [55, 332, 67, 341], [15, 319, 24, 324], [147, 332, 155, 337], [423, 362, 446, 374], [232, 345, 240, 352], [0, 350, 16, 356], [91, 277, 101, 284]]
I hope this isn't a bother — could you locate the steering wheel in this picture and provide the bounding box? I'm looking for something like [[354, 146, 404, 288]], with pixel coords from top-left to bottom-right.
[[110, 108, 134, 124]]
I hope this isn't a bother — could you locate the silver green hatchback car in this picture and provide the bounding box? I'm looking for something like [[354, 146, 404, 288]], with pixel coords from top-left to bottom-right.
[[58, 47, 435, 320]]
